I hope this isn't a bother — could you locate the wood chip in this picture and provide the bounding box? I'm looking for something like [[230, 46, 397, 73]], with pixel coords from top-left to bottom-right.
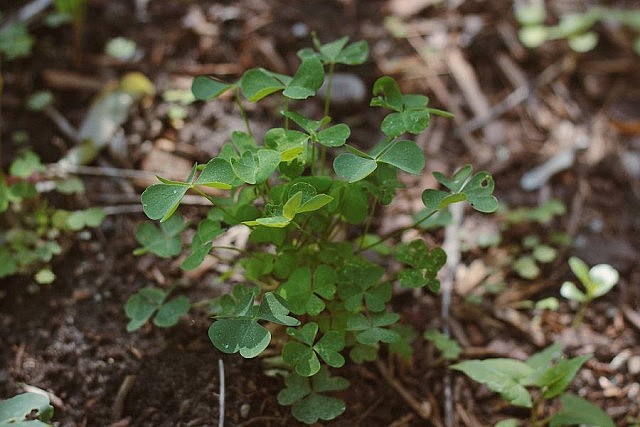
[[388, 0, 440, 18]]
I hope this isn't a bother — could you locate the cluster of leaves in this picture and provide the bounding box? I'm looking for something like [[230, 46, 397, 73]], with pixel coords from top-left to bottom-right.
[[135, 35, 497, 424], [515, 3, 640, 54], [0, 151, 105, 284], [452, 343, 614, 427], [0, 392, 53, 426]]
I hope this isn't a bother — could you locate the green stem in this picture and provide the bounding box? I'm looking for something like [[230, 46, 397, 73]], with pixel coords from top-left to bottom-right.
[[284, 97, 290, 130], [572, 301, 589, 328], [357, 209, 437, 253], [323, 62, 335, 118], [235, 88, 253, 137], [191, 186, 242, 224], [358, 199, 377, 249]]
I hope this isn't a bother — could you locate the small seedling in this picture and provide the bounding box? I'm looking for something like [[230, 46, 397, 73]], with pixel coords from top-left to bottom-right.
[[452, 343, 614, 426], [515, 3, 640, 55], [124, 286, 191, 332], [136, 35, 498, 423], [560, 256, 619, 327], [0, 392, 53, 426], [0, 151, 105, 284], [424, 329, 462, 361]]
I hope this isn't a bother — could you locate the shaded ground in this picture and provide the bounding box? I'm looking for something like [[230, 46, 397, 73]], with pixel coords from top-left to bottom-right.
[[1, 0, 639, 426]]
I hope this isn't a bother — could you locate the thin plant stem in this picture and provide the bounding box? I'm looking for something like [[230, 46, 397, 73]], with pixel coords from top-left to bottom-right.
[[235, 89, 253, 137], [191, 186, 242, 224], [572, 302, 589, 328], [323, 62, 335, 118], [358, 199, 377, 249], [357, 209, 438, 253]]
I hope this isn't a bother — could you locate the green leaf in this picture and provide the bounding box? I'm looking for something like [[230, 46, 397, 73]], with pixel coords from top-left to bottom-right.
[[291, 392, 345, 424], [0, 248, 18, 278], [536, 354, 591, 398], [240, 68, 286, 102], [208, 318, 270, 358], [141, 182, 190, 222], [0, 392, 53, 425], [424, 166, 498, 214], [283, 339, 321, 377], [550, 393, 615, 427], [191, 76, 233, 100], [134, 213, 186, 258], [181, 219, 224, 270], [494, 419, 519, 427], [9, 151, 45, 178], [153, 295, 190, 327], [125, 287, 166, 332], [526, 343, 563, 373], [395, 240, 446, 292], [514, 255, 540, 280], [0, 22, 34, 60], [388, 324, 418, 359], [588, 263, 619, 298], [317, 124, 350, 147], [336, 40, 369, 65], [376, 140, 425, 174], [560, 281, 587, 303], [424, 330, 462, 360], [26, 91, 54, 111], [125, 288, 189, 331], [451, 359, 534, 407], [34, 268, 56, 284], [195, 158, 236, 189], [281, 110, 323, 134], [314, 330, 345, 367], [231, 151, 258, 184], [370, 76, 403, 111], [264, 128, 308, 161], [318, 36, 349, 62], [283, 57, 325, 100], [347, 312, 400, 346], [278, 266, 336, 316], [277, 367, 349, 424], [258, 292, 300, 326], [333, 153, 377, 183]]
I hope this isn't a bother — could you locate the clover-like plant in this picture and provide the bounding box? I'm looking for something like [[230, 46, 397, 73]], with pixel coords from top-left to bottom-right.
[[124, 286, 191, 332], [516, 3, 640, 55], [0, 151, 105, 285], [560, 256, 620, 327], [136, 36, 498, 423], [451, 343, 614, 426], [0, 392, 53, 426]]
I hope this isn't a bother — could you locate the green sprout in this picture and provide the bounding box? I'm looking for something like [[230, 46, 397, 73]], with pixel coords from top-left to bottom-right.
[[560, 256, 620, 327]]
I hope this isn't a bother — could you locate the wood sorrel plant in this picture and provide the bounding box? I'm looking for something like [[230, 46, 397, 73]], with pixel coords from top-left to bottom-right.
[[138, 36, 498, 424]]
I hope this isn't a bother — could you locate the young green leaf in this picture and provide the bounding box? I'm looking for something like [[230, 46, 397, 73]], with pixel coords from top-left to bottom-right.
[[181, 219, 224, 270], [208, 318, 271, 358], [0, 392, 53, 426], [258, 292, 300, 326], [125, 287, 190, 332], [195, 158, 236, 189], [347, 312, 400, 346], [278, 266, 337, 316], [191, 76, 233, 100], [141, 182, 190, 222], [240, 68, 287, 102], [549, 393, 615, 427], [395, 240, 446, 292], [536, 354, 591, 398], [424, 329, 462, 360], [134, 213, 186, 258], [283, 322, 345, 376], [277, 367, 349, 424], [376, 140, 425, 174], [333, 153, 377, 183], [336, 40, 369, 65], [451, 359, 534, 407], [283, 57, 325, 100], [9, 151, 46, 178]]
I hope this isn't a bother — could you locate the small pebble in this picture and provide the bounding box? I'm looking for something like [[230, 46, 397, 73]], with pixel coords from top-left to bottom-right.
[[240, 403, 250, 418], [628, 355, 640, 375], [318, 73, 367, 105]]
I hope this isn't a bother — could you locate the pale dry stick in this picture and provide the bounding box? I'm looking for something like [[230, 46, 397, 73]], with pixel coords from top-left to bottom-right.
[[0, 0, 52, 31], [218, 359, 225, 427], [439, 202, 463, 427], [374, 359, 431, 420], [111, 375, 136, 421]]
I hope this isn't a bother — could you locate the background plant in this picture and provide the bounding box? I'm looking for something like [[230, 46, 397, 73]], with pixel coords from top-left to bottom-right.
[[0, 151, 104, 286], [515, 2, 640, 54], [0, 392, 53, 426], [136, 35, 497, 424], [560, 256, 619, 327], [452, 343, 614, 426]]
